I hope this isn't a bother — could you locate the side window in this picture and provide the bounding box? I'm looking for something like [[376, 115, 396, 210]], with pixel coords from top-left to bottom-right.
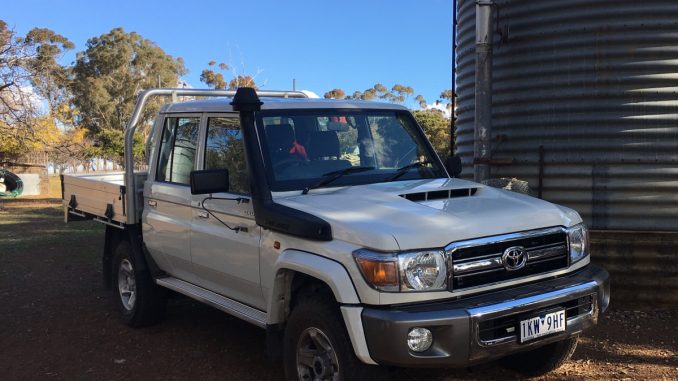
[[156, 116, 200, 185], [204, 117, 249, 195]]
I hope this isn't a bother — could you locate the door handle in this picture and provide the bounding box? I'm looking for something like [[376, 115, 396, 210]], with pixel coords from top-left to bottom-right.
[[198, 211, 209, 219], [148, 200, 157, 207]]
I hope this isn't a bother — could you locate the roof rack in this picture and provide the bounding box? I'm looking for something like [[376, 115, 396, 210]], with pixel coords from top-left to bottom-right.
[[123, 88, 307, 224]]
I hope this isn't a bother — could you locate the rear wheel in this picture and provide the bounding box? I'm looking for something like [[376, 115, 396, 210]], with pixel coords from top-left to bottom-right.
[[499, 336, 578, 377], [283, 289, 386, 381], [111, 241, 166, 327]]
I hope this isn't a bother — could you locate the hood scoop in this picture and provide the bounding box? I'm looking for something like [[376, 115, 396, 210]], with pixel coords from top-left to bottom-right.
[[399, 188, 479, 202]]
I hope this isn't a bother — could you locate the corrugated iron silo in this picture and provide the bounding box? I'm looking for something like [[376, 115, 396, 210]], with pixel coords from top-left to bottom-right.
[[455, 0, 678, 304]]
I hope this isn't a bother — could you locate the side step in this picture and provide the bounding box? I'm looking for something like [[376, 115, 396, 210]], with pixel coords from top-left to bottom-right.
[[156, 277, 267, 328]]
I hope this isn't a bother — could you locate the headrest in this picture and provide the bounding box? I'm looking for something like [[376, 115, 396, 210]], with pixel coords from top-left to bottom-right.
[[307, 131, 340, 159], [265, 124, 295, 151]]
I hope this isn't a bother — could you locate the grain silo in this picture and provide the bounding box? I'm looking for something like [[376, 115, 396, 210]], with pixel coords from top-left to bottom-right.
[[455, 0, 678, 304]]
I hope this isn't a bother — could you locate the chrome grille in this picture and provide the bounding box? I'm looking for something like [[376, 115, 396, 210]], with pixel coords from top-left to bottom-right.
[[446, 228, 569, 290]]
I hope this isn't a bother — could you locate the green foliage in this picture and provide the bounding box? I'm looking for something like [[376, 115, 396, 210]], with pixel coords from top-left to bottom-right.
[[318, 87, 453, 158], [349, 84, 380, 101], [200, 69, 227, 89], [327, 85, 447, 110], [200, 61, 228, 89], [412, 109, 451, 158], [440, 89, 454, 111], [323, 88, 346, 99], [336, 120, 358, 157], [22, 27, 74, 120], [349, 90, 363, 100], [200, 61, 257, 90], [50, 127, 92, 174], [374, 83, 387, 94], [85, 128, 145, 165], [0, 20, 73, 158], [0, 117, 60, 161], [205, 126, 248, 194], [336, 83, 415, 103], [390, 84, 414, 103], [440, 89, 454, 100], [415, 95, 427, 108], [3, 19, 455, 170], [359, 88, 376, 100], [228, 75, 256, 90], [70, 28, 186, 165]]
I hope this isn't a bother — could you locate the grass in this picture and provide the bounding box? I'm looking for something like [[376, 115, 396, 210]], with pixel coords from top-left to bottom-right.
[[0, 175, 103, 255], [48, 174, 63, 198]]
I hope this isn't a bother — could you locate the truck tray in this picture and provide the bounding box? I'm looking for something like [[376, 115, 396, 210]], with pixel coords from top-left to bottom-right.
[[61, 172, 146, 228]]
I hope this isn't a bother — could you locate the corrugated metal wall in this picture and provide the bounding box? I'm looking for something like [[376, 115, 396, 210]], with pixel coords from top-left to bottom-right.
[[456, 0, 678, 231], [591, 231, 678, 305]]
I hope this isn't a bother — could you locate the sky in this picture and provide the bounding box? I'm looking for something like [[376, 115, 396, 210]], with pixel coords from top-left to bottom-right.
[[4, 0, 452, 108]]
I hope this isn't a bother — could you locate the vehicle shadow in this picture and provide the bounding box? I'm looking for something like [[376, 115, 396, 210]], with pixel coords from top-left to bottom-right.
[[1, 198, 675, 381]]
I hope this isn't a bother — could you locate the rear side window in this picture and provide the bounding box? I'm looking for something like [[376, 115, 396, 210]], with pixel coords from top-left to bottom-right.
[[156, 116, 200, 185], [204, 117, 249, 195]]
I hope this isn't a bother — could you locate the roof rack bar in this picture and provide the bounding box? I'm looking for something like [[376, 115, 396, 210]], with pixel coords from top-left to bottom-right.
[[123, 87, 306, 224]]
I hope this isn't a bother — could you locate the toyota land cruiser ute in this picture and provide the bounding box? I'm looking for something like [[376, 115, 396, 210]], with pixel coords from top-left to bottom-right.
[[61, 87, 610, 380]]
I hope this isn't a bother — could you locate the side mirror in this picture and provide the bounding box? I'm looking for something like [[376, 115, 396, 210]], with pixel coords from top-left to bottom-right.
[[445, 156, 463, 178], [190, 169, 230, 195]]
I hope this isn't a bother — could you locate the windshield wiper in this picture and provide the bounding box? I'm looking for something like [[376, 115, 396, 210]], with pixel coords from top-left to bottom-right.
[[385, 161, 431, 182], [302, 166, 375, 195]]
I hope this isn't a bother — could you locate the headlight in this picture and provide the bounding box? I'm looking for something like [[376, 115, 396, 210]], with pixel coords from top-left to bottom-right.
[[567, 223, 590, 264], [353, 249, 447, 292], [399, 250, 447, 291]]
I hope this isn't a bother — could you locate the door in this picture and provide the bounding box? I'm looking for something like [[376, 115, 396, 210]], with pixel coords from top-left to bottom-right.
[[190, 115, 264, 309], [143, 115, 201, 283]]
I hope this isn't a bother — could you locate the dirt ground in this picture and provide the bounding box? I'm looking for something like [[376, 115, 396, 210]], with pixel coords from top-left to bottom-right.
[[0, 189, 676, 380]]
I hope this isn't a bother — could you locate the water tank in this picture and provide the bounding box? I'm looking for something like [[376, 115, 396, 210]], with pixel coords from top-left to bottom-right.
[[455, 0, 678, 303], [456, 0, 678, 231]]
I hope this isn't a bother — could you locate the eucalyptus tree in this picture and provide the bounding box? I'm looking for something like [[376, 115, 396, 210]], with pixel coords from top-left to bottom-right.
[[71, 28, 186, 165]]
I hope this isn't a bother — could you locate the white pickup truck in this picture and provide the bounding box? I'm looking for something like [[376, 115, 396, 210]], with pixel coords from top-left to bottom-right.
[[62, 88, 609, 380]]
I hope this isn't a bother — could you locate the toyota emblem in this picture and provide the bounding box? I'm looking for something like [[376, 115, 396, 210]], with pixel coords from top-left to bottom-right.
[[502, 246, 527, 271]]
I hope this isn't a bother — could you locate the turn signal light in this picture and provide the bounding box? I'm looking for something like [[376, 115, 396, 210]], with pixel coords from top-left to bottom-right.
[[354, 255, 398, 290]]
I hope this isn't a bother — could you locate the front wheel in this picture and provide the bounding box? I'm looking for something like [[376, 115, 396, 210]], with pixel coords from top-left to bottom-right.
[[499, 336, 579, 377], [283, 290, 386, 381], [111, 241, 167, 327]]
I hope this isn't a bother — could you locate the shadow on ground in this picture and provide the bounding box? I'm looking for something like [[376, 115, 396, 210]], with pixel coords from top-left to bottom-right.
[[0, 197, 676, 381]]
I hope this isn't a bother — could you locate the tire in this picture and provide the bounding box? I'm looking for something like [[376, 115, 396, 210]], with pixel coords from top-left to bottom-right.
[[283, 289, 387, 381], [499, 336, 579, 377], [111, 240, 167, 327]]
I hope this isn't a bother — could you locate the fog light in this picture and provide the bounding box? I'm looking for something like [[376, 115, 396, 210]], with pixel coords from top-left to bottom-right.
[[407, 327, 433, 352]]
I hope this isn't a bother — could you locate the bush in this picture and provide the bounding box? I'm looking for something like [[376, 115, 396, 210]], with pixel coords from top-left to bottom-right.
[[412, 110, 451, 158]]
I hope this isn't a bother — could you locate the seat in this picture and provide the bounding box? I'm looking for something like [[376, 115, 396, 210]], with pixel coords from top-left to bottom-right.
[[306, 131, 352, 173], [265, 124, 296, 163], [307, 131, 341, 159]]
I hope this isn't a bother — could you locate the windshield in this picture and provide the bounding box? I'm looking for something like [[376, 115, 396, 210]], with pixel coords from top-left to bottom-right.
[[257, 109, 446, 192]]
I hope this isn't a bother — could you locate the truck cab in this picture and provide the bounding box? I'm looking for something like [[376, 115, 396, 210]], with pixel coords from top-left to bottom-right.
[[62, 88, 609, 380]]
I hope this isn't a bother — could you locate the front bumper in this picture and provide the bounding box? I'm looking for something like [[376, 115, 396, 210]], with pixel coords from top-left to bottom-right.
[[360, 264, 610, 367]]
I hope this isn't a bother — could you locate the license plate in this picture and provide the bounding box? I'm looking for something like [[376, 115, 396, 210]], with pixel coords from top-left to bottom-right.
[[519, 309, 566, 343]]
